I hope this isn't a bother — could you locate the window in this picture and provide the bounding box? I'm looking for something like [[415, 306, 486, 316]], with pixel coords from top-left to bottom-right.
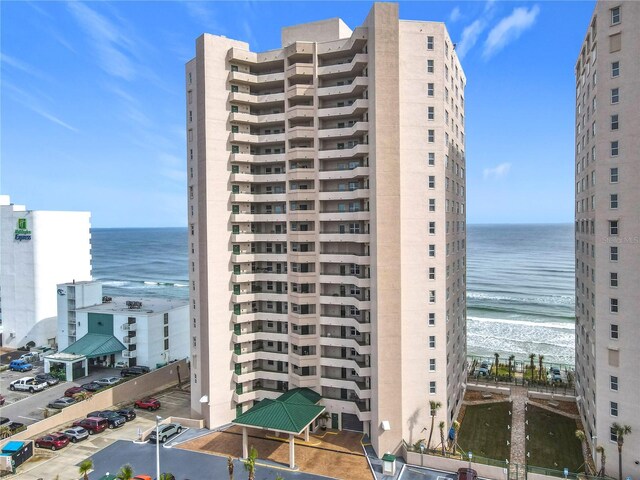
[[610, 375, 618, 391], [610, 272, 618, 287], [610, 401, 618, 417], [231, 125, 239, 133], [231, 165, 239, 174], [610, 194, 618, 209], [428, 152, 435, 166], [428, 176, 435, 189], [231, 85, 239, 93], [231, 105, 239, 113], [610, 427, 618, 442], [610, 246, 618, 261], [427, 83, 434, 97], [232, 145, 240, 154], [611, 88, 619, 104], [610, 324, 619, 339], [429, 358, 436, 371], [427, 36, 434, 50], [610, 141, 619, 156], [611, 114, 619, 130], [429, 336, 436, 348], [428, 313, 435, 326], [611, 61, 620, 77], [231, 65, 239, 72], [429, 290, 436, 303], [429, 381, 436, 394], [609, 220, 619, 235], [429, 267, 435, 279], [429, 244, 436, 257], [428, 106, 435, 120], [610, 298, 619, 313], [164, 338, 169, 350], [429, 221, 436, 235], [428, 130, 435, 143], [232, 225, 240, 234], [429, 198, 435, 212], [610, 6, 620, 25], [427, 59, 434, 73], [609, 33, 621, 53], [610, 167, 619, 183]]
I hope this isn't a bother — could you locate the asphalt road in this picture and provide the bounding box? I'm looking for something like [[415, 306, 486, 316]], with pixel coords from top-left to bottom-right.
[[0, 365, 121, 426], [90, 440, 335, 480]]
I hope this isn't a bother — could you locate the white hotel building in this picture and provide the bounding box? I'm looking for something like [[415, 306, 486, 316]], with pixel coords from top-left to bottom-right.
[[187, 3, 467, 456]]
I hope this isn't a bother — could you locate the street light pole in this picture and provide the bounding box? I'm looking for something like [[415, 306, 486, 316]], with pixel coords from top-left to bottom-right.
[[156, 415, 162, 480]]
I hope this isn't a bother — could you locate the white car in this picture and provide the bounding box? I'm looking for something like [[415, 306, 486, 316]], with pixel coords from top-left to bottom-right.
[[9, 377, 47, 393], [94, 377, 120, 386], [114, 361, 127, 369]]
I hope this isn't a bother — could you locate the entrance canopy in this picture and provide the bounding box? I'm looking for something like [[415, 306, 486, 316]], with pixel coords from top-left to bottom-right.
[[232, 388, 325, 470], [61, 333, 125, 359]]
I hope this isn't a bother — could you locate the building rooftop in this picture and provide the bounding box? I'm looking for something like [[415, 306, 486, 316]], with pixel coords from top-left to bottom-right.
[[75, 296, 187, 315]]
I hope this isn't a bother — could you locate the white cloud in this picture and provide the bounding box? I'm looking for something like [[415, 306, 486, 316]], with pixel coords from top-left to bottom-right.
[[483, 5, 540, 59], [449, 7, 461, 23], [184, 2, 224, 32], [456, 19, 486, 60], [3, 82, 78, 132], [483, 162, 512, 179]]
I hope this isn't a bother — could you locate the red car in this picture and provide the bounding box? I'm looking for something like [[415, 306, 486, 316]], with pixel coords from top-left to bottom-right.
[[72, 417, 108, 435], [0, 394, 5, 406], [134, 397, 161, 411], [64, 386, 85, 397], [35, 432, 69, 451]]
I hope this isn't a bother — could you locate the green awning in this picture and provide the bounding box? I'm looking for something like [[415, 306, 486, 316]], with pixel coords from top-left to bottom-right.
[[62, 333, 125, 358], [233, 388, 325, 435]]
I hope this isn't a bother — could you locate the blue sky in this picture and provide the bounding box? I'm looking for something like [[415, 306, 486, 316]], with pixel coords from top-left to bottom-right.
[[1, 1, 594, 227]]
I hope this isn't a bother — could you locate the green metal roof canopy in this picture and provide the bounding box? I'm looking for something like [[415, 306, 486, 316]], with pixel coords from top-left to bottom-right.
[[233, 388, 325, 435], [61, 333, 125, 358]]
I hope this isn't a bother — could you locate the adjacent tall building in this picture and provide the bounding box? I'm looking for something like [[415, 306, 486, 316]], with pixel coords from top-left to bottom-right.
[[187, 3, 467, 456], [0, 195, 92, 349], [574, 2, 640, 477]]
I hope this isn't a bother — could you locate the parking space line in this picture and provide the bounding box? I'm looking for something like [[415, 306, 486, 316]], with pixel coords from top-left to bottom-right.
[[18, 415, 38, 421]]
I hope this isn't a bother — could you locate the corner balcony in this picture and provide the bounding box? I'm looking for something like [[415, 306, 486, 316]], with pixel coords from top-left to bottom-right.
[[321, 395, 372, 419], [288, 126, 315, 140], [319, 315, 371, 333], [317, 99, 368, 119], [318, 166, 369, 182], [318, 122, 369, 140], [286, 105, 314, 121], [319, 273, 371, 288], [232, 330, 288, 344], [286, 146, 315, 161], [232, 349, 289, 364], [287, 167, 315, 182], [317, 54, 368, 78], [233, 369, 288, 384], [320, 377, 371, 399], [286, 63, 314, 79], [319, 335, 371, 354], [232, 291, 287, 304], [317, 77, 368, 98], [287, 84, 314, 100], [319, 295, 370, 310], [320, 356, 371, 377], [229, 70, 285, 86], [318, 143, 369, 160], [233, 387, 282, 404]]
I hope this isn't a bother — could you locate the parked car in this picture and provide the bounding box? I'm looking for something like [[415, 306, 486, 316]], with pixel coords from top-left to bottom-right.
[[133, 476, 152, 480], [115, 407, 137, 422], [476, 362, 490, 377], [148, 423, 182, 443], [62, 426, 89, 443], [81, 382, 103, 392], [94, 376, 120, 387], [19, 352, 39, 362], [0, 395, 5, 406], [48, 397, 77, 409], [9, 377, 47, 393], [114, 361, 128, 369], [72, 417, 108, 435], [9, 360, 32, 372], [5, 422, 25, 437], [0, 418, 10, 426], [87, 411, 126, 429], [35, 373, 59, 386], [457, 468, 478, 480], [120, 366, 150, 377], [551, 373, 563, 383], [35, 432, 70, 451], [549, 367, 561, 376], [134, 397, 161, 411], [64, 386, 86, 397]]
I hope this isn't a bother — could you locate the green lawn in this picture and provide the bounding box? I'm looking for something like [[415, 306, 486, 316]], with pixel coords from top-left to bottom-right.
[[526, 405, 584, 472], [457, 402, 512, 461]]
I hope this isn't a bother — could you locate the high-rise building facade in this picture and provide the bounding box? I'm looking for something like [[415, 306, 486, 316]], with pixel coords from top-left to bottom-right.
[[187, 3, 467, 455], [0, 195, 92, 349], [574, 2, 640, 477]]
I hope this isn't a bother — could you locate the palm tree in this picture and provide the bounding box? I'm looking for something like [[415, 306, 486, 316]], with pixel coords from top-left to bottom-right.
[[538, 355, 545, 381], [451, 420, 460, 454], [227, 456, 234, 480], [528, 353, 536, 381], [494, 352, 500, 377], [159, 474, 175, 480], [0, 425, 11, 439], [243, 446, 258, 480], [611, 423, 632, 480], [438, 421, 446, 455], [427, 400, 442, 450], [596, 445, 606, 477], [78, 459, 93, 480], [508, 355, 515, 381], [116, 464, 134, 480], [575, 430, 593, 475]]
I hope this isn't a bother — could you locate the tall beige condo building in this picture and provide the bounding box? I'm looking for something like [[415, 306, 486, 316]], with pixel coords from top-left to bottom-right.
[[187, 3, 467, 456], [574, 1, 640, 477]]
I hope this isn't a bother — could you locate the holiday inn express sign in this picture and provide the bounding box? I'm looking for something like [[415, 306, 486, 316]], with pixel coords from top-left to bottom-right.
[[15, 218, 32, 241]]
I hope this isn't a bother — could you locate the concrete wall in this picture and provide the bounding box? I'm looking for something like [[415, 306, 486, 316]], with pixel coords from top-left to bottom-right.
[[403, 447, 507, 480], [9, 359, 187, 441]]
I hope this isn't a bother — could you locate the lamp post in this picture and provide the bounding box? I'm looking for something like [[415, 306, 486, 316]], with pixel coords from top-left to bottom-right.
[[156, 415, 162, 480], [468, 451, 473, 470], [420, 443, 425, 466]]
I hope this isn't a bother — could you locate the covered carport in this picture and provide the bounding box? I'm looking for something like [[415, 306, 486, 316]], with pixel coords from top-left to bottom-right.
[[232, 388, 325, 470], [43, 352, 88, 381], [48, 333, 126, 381]]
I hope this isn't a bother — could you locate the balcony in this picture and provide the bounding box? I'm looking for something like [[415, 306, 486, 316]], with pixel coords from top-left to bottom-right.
[[286, 63, 314, 78], [229, 70, 285, 86], [317, 99, 368, 119], [230, 132, 286, 145], [231, 272, 287, 283], [318, 210, 370, 222], [317, 53, 368, 78], [230, 91, 285, 107], [233, 387, 283, 404], [232, 330, 288, 344], [320, 356, 371, 377], [287, 167, 315, 182], [318, 188, 369, 201], [230, 112, 285, 126], [232, 212, 286, 223], [233, 252, 288, 263], [233, 232, 287, 243], [121, 323, 137, 332], [318, 252, 370, 265], [319, 335, 371, 354], [287, 84, 314, 100], [318, 143, 369, 160], [288, 126, 315, 140], [123, 350, 137, 358], [318, 122, 369, 140], [230, 152, 285, 164], [231, 192, 287, 203], [318, 232, 369, 244], [230, 172, 286, 183], [233, 368, 289, 384], [232, 349, 289, 364], [286, 105, 314, 121], [122, 336, 137, 344], [319, 315, 371, 334], [318, 166, 369, 181], [286, 147, 315, 161], [319, 273, 371, 288], [317, 77, 368, 98], [320, 377, 371, 399]]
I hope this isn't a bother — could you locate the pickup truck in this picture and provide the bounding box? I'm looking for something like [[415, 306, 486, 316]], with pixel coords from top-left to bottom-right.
[[9, 377, 48, 393]]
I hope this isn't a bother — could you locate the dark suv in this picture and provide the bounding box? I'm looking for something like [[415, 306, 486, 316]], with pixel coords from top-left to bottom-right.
[[87, 411, 126, 429], [120, 366, 151, 377]]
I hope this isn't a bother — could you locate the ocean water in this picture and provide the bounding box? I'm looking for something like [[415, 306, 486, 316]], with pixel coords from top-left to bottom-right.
[[91, 224, 575, 365]]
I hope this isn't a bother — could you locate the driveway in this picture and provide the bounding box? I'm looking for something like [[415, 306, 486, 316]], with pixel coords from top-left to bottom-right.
[[399, 466, 456, 480]]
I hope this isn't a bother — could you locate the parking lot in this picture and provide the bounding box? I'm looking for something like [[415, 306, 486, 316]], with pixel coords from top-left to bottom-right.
[[0, 358, 123, 426]]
